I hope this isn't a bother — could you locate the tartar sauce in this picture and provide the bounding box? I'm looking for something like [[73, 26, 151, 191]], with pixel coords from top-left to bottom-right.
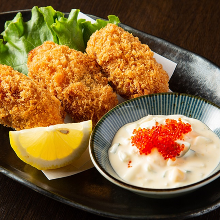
[[108, 115, 220, 188]]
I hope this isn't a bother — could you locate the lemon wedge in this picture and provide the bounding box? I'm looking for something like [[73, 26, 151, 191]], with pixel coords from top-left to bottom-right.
[[9, 120, 92, 170]]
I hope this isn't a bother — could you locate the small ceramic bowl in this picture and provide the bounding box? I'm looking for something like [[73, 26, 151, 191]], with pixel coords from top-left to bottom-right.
[[89, 93, 220, 198]]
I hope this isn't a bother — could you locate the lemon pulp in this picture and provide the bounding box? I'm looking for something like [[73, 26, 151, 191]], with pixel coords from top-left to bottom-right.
[[9, 120, 92, 170]]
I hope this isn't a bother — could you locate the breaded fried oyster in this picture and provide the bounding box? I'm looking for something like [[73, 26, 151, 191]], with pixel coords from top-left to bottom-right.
[[27, 41, 118, 125], [0, 64, 65, 130], [86, 23, 169, 99]]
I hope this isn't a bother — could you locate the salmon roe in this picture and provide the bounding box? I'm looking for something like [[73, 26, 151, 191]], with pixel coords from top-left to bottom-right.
[[131, 118, 192, 160], [128, 160, 132, 168]]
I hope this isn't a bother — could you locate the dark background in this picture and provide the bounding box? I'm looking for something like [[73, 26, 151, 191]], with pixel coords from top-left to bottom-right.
[[0, 0, 220, 219]]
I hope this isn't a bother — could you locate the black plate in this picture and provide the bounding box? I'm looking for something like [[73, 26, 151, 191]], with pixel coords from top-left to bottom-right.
[[1, 10, 220, 220]]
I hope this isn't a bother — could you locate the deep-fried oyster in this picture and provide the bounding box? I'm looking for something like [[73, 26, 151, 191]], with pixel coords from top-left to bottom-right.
[[27, 41, 118, 125], [0, 64, 65, 130], [86, 23, 169, 99]]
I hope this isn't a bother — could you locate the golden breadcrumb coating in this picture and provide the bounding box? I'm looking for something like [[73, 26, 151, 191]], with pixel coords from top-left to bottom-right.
[[0, 64, 65, 130], [27, 41, 118, 125], [86, 23, 169, 99]]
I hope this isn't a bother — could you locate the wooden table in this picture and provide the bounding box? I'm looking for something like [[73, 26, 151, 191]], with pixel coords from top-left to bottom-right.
[[0, 0, 219, 219]]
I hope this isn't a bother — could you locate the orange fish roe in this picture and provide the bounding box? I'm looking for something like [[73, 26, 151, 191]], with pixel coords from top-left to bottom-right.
[[131, 118, 192, 160], [128, 160, 132, 168]]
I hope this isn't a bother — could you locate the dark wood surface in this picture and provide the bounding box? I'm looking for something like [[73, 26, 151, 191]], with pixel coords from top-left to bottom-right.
[[0, 0, 220, 219]]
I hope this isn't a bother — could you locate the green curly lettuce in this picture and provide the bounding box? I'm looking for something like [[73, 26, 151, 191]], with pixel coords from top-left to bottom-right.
[[0, 6, 120, 75], [81, 15, 121, 44], [0, 6, 61, 74]]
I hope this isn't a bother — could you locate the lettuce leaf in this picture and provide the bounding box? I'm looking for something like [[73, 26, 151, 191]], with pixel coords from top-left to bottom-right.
[[51, 9, 85, 52], [81, 15, 120, 44], [51, 10, 120, 51], [0, 6, 61, 75], [0, 6, 120, 75]]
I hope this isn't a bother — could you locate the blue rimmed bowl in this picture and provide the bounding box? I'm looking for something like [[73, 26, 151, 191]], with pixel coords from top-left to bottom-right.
[[89, 93, 220, 198]]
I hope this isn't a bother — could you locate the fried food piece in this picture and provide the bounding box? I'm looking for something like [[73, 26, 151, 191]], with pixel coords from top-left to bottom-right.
[[86, 23, 169, 99], [27, 41, 118, 125], [0, 64, 65, 130]]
